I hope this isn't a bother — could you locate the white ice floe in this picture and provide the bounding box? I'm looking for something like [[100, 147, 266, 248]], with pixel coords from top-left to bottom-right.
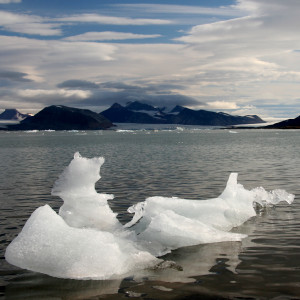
[[5, 153, 295, 280], [5, 204, 158, 280], [125, 172, 294, 256]]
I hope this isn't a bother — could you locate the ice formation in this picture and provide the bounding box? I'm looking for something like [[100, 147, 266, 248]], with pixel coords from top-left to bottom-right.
[[52, 152, 120, 231], [5, 153, 295, 280], [125, 172, 294, 256]]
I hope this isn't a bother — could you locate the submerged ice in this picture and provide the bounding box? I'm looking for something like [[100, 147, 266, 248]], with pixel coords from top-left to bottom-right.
[[5, 153, 295, 280]]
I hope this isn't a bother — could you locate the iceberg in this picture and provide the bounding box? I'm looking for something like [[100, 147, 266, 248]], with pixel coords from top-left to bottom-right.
[[5, 153, 295, 280]]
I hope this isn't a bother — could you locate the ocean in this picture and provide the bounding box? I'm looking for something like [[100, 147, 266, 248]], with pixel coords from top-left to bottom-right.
[[0, 127, 299, 299]]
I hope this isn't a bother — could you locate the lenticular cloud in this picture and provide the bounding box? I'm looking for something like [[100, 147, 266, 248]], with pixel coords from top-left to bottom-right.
[[5, 153, 295, 280]]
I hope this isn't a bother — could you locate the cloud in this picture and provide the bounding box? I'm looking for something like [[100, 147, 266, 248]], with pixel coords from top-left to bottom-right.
[[0, 10, 61, 35], [0, 1, 300, 118], [0, 79, 202, 113], [0, 35, 117, 83], [0, 0, 21, 3], [176, 16, 262, 44], [168, 0, 300, 115], [0, 10, 171, 37], [175, 0, 300, 56], [57, 13, 172, 25], [57, 80, 99, 90], [117, 3, 246, 17], [0, 70, 32, 82], [99, 81, 181, 93], [64, 31, 162, 42], [18, 88, 91, 99], [208, 101, 239, 110], [81, 89, 202, 109], [0, 30, 297, 117], [54, 80, 203, 110]]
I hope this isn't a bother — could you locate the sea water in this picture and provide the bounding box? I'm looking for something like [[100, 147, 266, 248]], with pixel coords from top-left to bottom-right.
[[0, 127, 299, 299]]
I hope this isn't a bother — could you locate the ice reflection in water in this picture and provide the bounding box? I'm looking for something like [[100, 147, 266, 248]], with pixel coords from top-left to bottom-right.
[[5, 240, 246, 300], [5, 274, 122, 300]]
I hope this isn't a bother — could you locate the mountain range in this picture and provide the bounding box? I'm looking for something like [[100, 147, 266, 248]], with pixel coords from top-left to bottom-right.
[[0, 109, 31, 121], [3, 105, 113, 130], [101, 101, 265, 126], [2, 102, 299, 131]]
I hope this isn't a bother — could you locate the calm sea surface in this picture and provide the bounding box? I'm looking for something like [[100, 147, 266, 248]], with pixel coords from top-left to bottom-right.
[[0, 127, 299, 299]]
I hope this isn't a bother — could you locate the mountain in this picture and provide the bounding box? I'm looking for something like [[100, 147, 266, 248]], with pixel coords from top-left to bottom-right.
[[170, 105, 185, 113], [101, 102, 166, 124], [265, 115, 300, 129], [167, 108, 265, 126], [101, 101, 265, 126], [0, 109, 30, 121], [125, 101, 161, 112], [5, 105, 113, 130]]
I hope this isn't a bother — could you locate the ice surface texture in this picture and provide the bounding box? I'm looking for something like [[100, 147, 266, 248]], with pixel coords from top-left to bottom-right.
[[5, 153, 295, 280]]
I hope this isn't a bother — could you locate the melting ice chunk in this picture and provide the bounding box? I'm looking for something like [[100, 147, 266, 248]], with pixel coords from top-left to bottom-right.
[[5, 204, 159, 280], [5, 153, 295, 280], [52, 152, 120, 231], [126, 173, 294, 256]]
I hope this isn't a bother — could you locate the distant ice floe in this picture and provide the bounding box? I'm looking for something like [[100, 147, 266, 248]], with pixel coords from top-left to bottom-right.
[[5, 153, 295, 280], [25, 130, 39, 133], [116, 129, 135, 133]]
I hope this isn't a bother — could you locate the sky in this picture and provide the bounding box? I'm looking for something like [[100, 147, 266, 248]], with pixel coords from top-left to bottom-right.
[[0, 0, 299, 120]]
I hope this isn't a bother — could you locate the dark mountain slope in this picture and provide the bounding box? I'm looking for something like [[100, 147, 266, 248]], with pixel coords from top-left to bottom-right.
[[168, 108, 264, 126], [265, 115, 300, 129], [101, 102, 265, 126], [0, 109, 30, 120], [5, 105, 113, 130], [101, 103, 164, 124]]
